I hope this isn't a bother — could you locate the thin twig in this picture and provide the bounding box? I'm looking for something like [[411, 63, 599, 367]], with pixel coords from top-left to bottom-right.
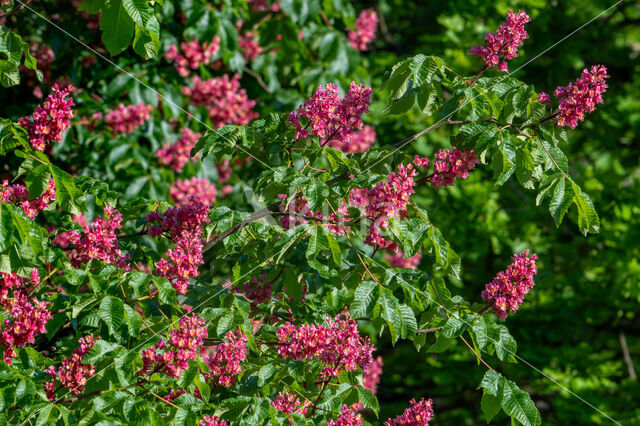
[[460, 335, 496, 373], [619, 331, 637, 380], [244, 67, 272, 94]]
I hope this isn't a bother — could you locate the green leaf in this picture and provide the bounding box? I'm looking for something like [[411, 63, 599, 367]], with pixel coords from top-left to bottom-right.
[[471, 316, 488, 350], [481, 391, 503, 423], [384, 59, 411, 100], [302, 180, 329, 211], [100, 0, 135, 55], [24, 164, 51, 199], [50, 164, 85, 213], [480, 370, 505, 397], [378, 288, 402, 344], [502, 380, 541, 426], [153, 276, 176, 304], [350, 281, 378, 319], [99, 296, 125, 333], [36, 404, 56, 426], [357, 386, 380, 414], [570, 180, 600, 235], [549, 176, 574, 226], [122, 0, 155, 30], [441, 316, 465, 338]]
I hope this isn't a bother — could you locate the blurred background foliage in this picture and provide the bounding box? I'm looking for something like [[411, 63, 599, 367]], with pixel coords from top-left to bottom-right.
[[1, 0, 638, 424]]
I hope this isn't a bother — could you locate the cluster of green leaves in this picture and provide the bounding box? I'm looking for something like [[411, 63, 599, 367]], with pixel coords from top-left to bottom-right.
[[0, 27, 41, 87]]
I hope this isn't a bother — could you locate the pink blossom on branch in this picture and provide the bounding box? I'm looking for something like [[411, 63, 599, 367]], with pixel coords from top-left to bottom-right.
[[165, 37, 221, 77], [470, 10, 531, 72], [385, 397, 434, 425], [169, 177, 217, 207], [348, 9, 378, 51], [481, 249, 538, 319], [17, 84, 75, 151], [327, 404, 363, 426], [289, 82, 372, 145], [45, 335, 98, 400], [205, 328, 248, 387], [0, 177, 56, 219], [430, 148, 478, 189], [385, 251, 422, 269], [156, 128, 202, 172], [271, 391, 308, 416], [327, 124, 376, 153], [104, 103, 152, 135], [553, 65, 609, 129], [0, 269, 51, 364], [199, 415, 228, 426], [182, 74, 258, 128]]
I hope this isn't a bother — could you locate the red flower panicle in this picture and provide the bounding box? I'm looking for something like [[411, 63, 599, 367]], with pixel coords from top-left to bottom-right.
[[199, 415, 228, 426], [165, 37, 221, 77], [170, 177, 217, 207], [239, 30, 262, 61], [69, 206, 130, 269], [470, 10, 531, 71], [206, 329, 247, 387], [147, 202, 210, 294], [0, 177, 56, 218], [232, 273, 273, 304], [328, 124, 376, 153], [348, 9, 378, 51], [327, 404, 363, 426], [430, 148, 478, 189], [183, 74, 258, 128], [0, 269, 51, 364], [271, 391, 308, 416], [17, 84, 75, 151], [385, 398, 434, 426], [157, 128, 202, 172], [289, 82, 372, 145], [481, 249, 538, 319], [538, 92, 550, 105], [385, 251, 422, 269], [276, 313, 374, 379], [45, 335, 98, 400], [278, 195, 349, 236], [553, 65, 609, 129], [104, 103, 152, 135], [139, 315, 207, 378]]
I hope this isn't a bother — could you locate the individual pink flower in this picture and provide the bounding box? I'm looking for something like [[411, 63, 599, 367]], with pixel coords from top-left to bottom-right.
[[170, 177, 217, 207], [385, 251, 422, 269], [552, 65, 609, 128], [165, 37, 221, 77], [0, 177, 56, 219], [481, 249, 538, 319], [289, 82, 372, 145], [147, 202, 210, 294], [17, 84, 75, 151], [327, 125, 376, 153], [538, 92, 550, 105], [138, 315, 208, 378], [348, 9, 378, 51], [182, 74, 258, 128], [68, 206, 130, 269], [470, 10, 531, 71], [205, 329, 247, 387], [44, 335, 98, 400], [157, 128, 202, 172], [0, 269, 51, 364], [276, 313, 374, 379], [327, 404, 363, 426], [104, 103, 152, 135], [385, 398, 434, 425]]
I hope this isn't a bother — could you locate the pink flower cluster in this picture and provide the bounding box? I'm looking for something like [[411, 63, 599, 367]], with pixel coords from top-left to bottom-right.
[[239, 31, 263, 61], [232, 273, 273, 304], [17, 84, 75, 151], [104, 103, 152, 135], [157, 128, 202, 172], [328, 125, 376, 153], [247, 0, 279, 12], [278, 195, 349, 236], [147, 202, 210, 294], [363, 356, 383, 394], [139, 315, 207, 378], [0, 269, 51, 364], [361, 163, 418, 251], [327, 404, 363, 426], [430, 148, 478, 189], [45, 335, 98, 400], [385, 398, 434, 426], [68, 206, 130, 269], [205, 329, 247, 387], [289, 82, 372, 144], [481, 249, 538, 319], [271, 391, 308, 416], [170, 177, 217, 207], [183, 74, 258, 128], [385, 251, 422, 269], [553, 65, 609, 128], [165, 37, 221, 77], [0, 177, 56, 219], [348, 9, 378, 51], [52, 213, 88, 248], [276, 313, 374, 379], [200, 416, 228, 426], [470, 10, 531, 71]]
